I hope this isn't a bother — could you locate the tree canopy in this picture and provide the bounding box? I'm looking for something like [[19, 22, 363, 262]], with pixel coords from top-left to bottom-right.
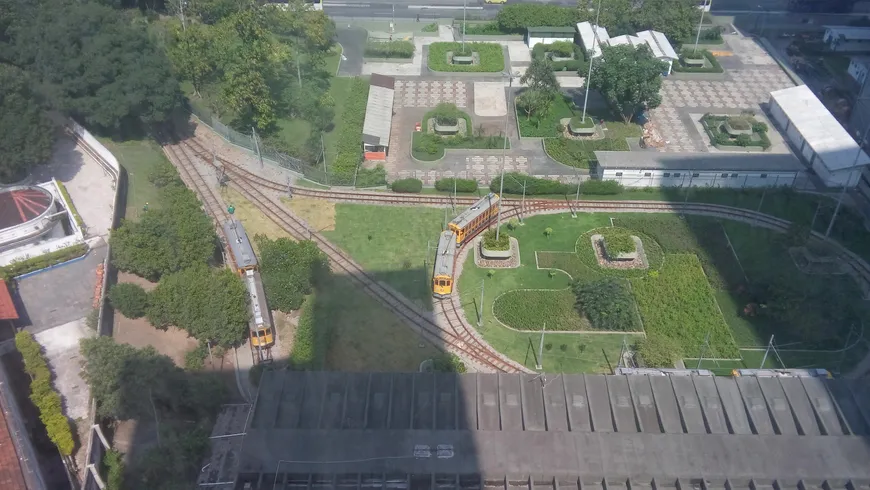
[[634, 0, 700, 43], [588, 44, 667, 122], [496, 4, 578, 32], [6, 1, 179, 135], [146, 265, 250, 347], [110, 184, 217, 281], [255, 236, 328, 312], [0, 64, 56, 183]]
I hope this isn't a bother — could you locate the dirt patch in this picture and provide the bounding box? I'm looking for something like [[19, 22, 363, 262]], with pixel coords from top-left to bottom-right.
[[282, 196, 336, 232], [220, 187, 292, 243], [113, 273, 197, 367], [273, 309, 299, 360]]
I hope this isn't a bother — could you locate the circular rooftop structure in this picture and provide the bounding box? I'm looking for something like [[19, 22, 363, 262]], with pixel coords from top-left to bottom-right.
[[0, 186, 56, 250]]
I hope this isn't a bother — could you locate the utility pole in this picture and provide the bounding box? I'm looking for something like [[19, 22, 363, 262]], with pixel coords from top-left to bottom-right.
[[321, 133, 328, 185], [462, 0, 467, 53], [252, 127, 263, 167], [759, 335, 775, 369], [693, 0, 710, 54], [495, 73, 514, 241], [696, 331, 710, 370], [477, 280, 484, 326], [520, 179, 526, 224], [581, 0, 603, 123], [149, 388, 161, 448], [536, 323, 546, 371]]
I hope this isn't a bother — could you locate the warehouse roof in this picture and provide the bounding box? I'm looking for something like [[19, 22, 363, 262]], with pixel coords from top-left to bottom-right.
[[527, 26, 576, 34], [824, 25, 870, 41], [362, 74, 395, 148], [213, 371, 870, 489], [595, 151, 805, 172], [770, 85, 870, 171]]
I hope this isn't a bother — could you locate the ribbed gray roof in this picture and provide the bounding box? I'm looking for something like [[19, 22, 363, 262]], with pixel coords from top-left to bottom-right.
[[433, 231, 456, 278], [450, 193, 499, 230], [222, 219, 257, 270]]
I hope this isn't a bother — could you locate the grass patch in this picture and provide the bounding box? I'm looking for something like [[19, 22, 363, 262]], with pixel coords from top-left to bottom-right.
[[531, 42, 588, 72], [412, 106, 508, 161], [219, 188, 292, 246], [364, 40, 415, 59], [536, 251, 590, 281], [598, 228, 636, 256], [322, 204, 454, 310], [427, 42, 505, 72], [101, 138, 167, 220], [630, 254, 739, 358], [518, 96, 642, 145], [493, 289, 586, 331]]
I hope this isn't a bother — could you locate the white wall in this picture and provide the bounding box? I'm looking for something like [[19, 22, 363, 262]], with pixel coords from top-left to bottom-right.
[[67, 119, 120, 182], [601, 168, 798, 188], [528, 36, 574, 48], [0, 235, 84, 267], [812, 160, 862, 187]]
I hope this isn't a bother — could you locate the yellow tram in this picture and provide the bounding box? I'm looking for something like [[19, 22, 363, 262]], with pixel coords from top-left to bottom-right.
[[447, 192, 500, 245], [432, 231, 457, 298]]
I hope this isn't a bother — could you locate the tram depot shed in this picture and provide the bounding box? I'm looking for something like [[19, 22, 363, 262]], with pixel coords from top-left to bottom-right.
[[201, 371, 870, 489], [362, 74, 395, 156], [768, 85, 870, 188]]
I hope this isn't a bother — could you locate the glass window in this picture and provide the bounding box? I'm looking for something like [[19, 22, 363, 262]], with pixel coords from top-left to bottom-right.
[[615, 172, 623, 177], [644, 172, 652, 177], [760, 174, 768, 178], [663, 172, 671, 177], [674, 172, 681, 178], [721, 173, 729, 178], [731, 173, 738, 178], [692, 172, 700, 178]]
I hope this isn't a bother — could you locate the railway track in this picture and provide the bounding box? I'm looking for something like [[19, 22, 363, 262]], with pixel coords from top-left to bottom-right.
[[163, 142, 231, 224], [176, 137, 529, 373]]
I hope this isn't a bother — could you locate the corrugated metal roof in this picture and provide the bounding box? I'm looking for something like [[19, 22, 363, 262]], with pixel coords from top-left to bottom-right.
[[595, 151, 805, 172], [433, 231, 456, 278], [223, 219, 258, 270], [0, 282, 17, 321], [770, 84, 870, 171], [576, 22, 609, 58], [362, 78, 395, 148], [637, 30, 678, 60], [449, 193, 499, 229]]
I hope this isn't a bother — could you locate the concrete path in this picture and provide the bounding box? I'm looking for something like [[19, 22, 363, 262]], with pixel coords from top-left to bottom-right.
[[336, 27, 366, 76]]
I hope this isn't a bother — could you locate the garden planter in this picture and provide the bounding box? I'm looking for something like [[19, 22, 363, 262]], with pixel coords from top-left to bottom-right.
[[683, 57, 705, 67], [568, 118, 596, 136], [434, 122, 460, 135], [549, 53, 575, 62], [452, 54, 474, 64], [481, 245, 513, 259], [724, 120, 753, 136]]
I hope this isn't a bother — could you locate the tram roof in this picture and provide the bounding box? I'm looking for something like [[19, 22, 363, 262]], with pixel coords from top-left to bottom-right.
[[223, 219, 257, 270], [433, 231, 456, 277], [450, 193, 499, 229]]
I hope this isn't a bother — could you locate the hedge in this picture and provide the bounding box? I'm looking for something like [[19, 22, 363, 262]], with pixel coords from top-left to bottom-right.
[[331, 78, 371, 183], [391, 178, 423, 193], [672, 49, 724, 73], [364, 40, 415, 59], [0, 243, 89, 281], [455, 21, 506, 35], [289, 294, 317, 369], [102, 449, 125, 490], [495, 4, 577, 33], [427, 42, 505, 72], [435, 178, 478, 193], [490, 173, 623, 196], [14, 331, 75, 456], [531, 42, 588, 73], [55, 180, 84, 230], [701, 114, 771, 150], [108, 282, 149, 319]]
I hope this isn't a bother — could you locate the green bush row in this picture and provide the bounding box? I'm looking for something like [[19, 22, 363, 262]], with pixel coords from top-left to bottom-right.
[[435, 178, 478, 193], [364, 40, 415, 59], [454, 22, 506, 35], [427, 42, 505, 72], [0, 243, 89, 281], [14, 331, 75, 456], [391, 178, 423, 193], [531, 42, 589, 73], [101, 449, 125, 490], [55, 180, 84, 230], [495, 4, 577, 33], [491, 173, 623, 196], [331, 78, 371, 181], [108, 282, 149, 319], [482, 228, 510, 251], [289, 294, 317, 369], [673, 49, 723, 73]]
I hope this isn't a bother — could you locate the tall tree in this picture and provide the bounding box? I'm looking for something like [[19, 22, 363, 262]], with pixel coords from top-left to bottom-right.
[[255, 236, 328, 312], [576, 0, 634, 34], [521, 57, 561, 94], [634, 0, 700, 42], [588, 43, 667, 123], [0, 64, 55, 183], [167, 23, 216, 97], [8, 2, 180, 134]]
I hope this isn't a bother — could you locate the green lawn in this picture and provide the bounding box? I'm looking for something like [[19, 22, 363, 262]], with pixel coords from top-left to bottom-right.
[[412, 109, 509, 161], [101, 138, 168, 220], [322, 204, 455, 310], [518, 97, 642, 150], [427, 42, 505, 72], [493, 289, 587, 331], [517, 94, 575, 138]]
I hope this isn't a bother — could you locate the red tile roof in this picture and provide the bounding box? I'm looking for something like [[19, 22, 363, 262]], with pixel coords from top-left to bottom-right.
[[0, 283, 17, 321], [0, 403, 27, 490]]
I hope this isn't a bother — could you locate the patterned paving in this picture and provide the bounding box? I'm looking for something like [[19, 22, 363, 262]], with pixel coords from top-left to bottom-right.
[[394, 80, 468, 109], [652, 69, 794, 152]]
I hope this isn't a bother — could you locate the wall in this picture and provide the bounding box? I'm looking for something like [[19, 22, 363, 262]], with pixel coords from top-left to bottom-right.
[[848, 60, 868, 84], [812, 160, 862, 187], [527, 36, 573, 47], [601, 168, 799, 188]]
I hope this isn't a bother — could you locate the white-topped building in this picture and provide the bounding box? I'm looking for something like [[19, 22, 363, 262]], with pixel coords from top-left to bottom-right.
[[576, 22, 678, 74]]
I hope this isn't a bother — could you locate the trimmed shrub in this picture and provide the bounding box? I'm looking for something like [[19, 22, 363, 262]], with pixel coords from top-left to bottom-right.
[[455, 21, 505, 35], [432, 353, 467, 373], [496, 4, 577, 32], [14, 332, 75, 456], [599, 229, 636, 255], [108, 282, 149, 319], [636, 335, 683, 368], [0, 243, 88, 281], [184, 343, 209, 371], [289, 294, 318, 369], [573, 278, 641, 332], [102, 449, 125, 490], [355, 165, 387, 188], [431, 102, 462, 125], [752, 121, 768, 133], [492, 173, 623, 196], [435, 178, 478, 193], [422, 22, 439, 33], [55, 180, 84, 229], [391, 178, 423, 193], [581, 179, 623, 195], [482, 229, 510, 251], [364, 40, 415, 59]]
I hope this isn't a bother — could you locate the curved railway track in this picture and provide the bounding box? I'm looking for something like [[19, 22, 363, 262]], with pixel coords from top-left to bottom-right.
[[176, 137, 530, 373], [173, 134, 870, 373]]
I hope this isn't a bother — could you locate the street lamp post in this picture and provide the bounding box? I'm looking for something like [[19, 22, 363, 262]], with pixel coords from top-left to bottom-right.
[[495, 71, 515, 241], [581, 0, 604, 123], [693, 0, 711, 54]]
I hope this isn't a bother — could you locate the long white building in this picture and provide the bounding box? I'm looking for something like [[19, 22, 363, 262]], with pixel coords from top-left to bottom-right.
[[594, 152, 805, 188], [576, 22, 678, 74]]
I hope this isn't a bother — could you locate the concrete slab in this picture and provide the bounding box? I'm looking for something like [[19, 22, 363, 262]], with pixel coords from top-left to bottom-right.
[[563, 375, 591, 432], [498, 373, 523, 431], [33, 319, 95, 420], [799, 377, 843, 435], [321, 372, 348, 429], [15, 242, 107, 333], [457, 374, 477, 430], [585, 374, 613, 432], [736, 377, 775, 435], [693, 376, 728, 434], [31, 133, 115, 238], [478, 373, 500, 431], [412, 372, 435, 430], [627, 375, 661, 433], [365, 373, 392, 430], [343, 372, 369, 429], [671, 376, 705, 434], [757, 377, 798, 435], [434, 373, 456, 430], [519, 374, 546, 431], [543, 375, 569, 432], [389, 373, 413, 430], [714, 377, 752, 435], [473, 83, 507, 117], [649, 376, 683, 434], [778, 377, 820, 436], [503, 41, 531, 65]]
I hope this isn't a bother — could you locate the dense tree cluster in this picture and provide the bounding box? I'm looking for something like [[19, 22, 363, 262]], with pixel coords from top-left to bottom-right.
[[0, 64, 56, 183], [516, 58, 562, 127], [573, 278, 641, 332], [588, 44, 667, 123], [255, 236, 329, 312]]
